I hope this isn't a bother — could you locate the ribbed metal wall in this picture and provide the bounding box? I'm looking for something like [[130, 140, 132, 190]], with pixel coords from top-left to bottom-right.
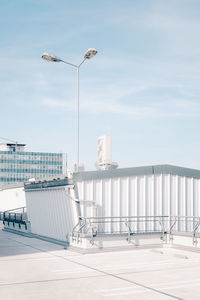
[[76, 174, 200, 232], [26, 187, 75, 241], [24, 167, 200, 241]]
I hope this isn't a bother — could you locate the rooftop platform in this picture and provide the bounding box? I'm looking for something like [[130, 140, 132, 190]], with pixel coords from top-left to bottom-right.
[[1, 226, 200, 300]]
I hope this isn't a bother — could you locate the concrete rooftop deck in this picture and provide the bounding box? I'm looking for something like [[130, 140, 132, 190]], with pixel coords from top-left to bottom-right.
[[0, 227, 200, 300]]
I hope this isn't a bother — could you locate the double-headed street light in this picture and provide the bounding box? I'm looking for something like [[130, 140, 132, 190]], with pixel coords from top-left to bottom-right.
[[42, 48, 98, 171]]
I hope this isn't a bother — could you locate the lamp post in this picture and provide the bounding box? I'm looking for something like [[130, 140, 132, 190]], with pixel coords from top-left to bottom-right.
[[42, 48, 98, 171]]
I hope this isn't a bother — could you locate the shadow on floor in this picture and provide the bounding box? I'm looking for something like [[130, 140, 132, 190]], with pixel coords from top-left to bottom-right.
[[0, 228, 67, 257]]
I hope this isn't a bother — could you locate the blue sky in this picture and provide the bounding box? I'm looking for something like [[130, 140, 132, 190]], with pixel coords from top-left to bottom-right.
[[1, 0, 200, 170]]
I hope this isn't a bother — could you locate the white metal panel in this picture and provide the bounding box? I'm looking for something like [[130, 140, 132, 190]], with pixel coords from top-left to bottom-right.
[[146, 175, 153, 231], [186, 177, 193, 223], [104, 179, 111, 232], [171, 175, 178, 218], [154, 175, 162, 216], [75, 173, 200, 234], [84, 181, 93, 218], [179, 176, 186, 231], [77, 182, 84, 216], [138, 176, 145, 231], [193, 179, 199, 216], [129, 176, 138, 216], [111, 178, 119, 217], [186, 177, 194, 232], [120, 177, 129, 217], [94, 180, 102, 216], [26, 187, 74, 241]]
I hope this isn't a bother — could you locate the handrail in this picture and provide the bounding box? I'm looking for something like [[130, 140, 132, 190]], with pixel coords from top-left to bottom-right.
[[79, 215, 169, 220], [72, 216, 168, 244], [0, 207, 27, 225], [169, 216, 200, 245], [72, 216, 200, 245], [3, 206, 26, 213]]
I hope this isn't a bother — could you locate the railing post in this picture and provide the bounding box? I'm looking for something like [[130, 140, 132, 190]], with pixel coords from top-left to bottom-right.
[[192, 217, 200, 246], [124, 218, 132, 243], [169, 216, 177, 242]]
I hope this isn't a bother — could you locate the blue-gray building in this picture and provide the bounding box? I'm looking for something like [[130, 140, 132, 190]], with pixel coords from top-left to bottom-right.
[[0, 143, 67, 184]]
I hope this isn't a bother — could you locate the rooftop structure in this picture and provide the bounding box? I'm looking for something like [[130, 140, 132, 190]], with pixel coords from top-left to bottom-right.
[[96, 135, 118, 170], [1, 163, 200, 250], [0, 164, 193, 249], [0, 143, 26, 152]]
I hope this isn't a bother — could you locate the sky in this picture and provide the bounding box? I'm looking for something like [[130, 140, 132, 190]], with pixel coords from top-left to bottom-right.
[[1, 0, 200, 171]]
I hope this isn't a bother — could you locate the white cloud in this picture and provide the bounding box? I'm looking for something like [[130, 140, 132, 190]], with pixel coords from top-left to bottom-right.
[[41, 82, 155, 117], [42, 96, 153, 116], [41, 89, 200, 118]]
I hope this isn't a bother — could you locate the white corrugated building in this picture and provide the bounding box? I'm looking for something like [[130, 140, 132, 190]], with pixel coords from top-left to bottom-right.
[[73, 164, 200, 219], [20, 164, 200, 247]]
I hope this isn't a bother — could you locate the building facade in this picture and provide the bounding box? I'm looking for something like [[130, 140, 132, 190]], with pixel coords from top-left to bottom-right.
[[0, 143, 67, 184]]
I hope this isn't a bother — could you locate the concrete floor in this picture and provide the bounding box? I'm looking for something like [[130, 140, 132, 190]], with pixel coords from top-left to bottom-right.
[[1, 228, 200, 300]]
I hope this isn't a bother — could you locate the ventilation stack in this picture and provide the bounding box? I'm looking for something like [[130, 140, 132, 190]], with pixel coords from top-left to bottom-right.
[[96, 135, 118, 170]]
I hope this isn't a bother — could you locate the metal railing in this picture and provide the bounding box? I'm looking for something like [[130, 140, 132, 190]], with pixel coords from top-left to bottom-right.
[[1, 209, 200, 246], [72, 216, 168, 244], [169, 216, 200, 245], [72, 215, 200, 246], [0, 207, 28, 229]]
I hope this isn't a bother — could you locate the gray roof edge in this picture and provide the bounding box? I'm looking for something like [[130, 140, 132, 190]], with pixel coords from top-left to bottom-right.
[[73, 164, 200, 181], [24, 178, 71, 190]]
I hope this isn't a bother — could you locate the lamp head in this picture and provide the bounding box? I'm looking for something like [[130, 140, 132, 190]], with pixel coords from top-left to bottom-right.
[[41, 52, 62, 62], [84, 48, 98, 59]]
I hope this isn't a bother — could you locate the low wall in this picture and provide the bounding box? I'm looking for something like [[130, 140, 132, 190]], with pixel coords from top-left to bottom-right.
[[0, 184, 25, 211]]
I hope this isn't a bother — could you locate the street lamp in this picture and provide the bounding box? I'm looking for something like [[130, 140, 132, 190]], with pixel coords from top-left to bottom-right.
[[42, 48, 98, 171]]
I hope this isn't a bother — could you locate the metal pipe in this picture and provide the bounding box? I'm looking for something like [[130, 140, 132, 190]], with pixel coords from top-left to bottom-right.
[[58, 59, 86, 170], [77, 66, 80, 168], [42, 51, 97, 171]]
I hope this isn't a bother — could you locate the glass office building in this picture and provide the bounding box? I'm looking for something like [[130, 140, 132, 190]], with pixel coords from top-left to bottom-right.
[[0, 143, 67, 185]]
